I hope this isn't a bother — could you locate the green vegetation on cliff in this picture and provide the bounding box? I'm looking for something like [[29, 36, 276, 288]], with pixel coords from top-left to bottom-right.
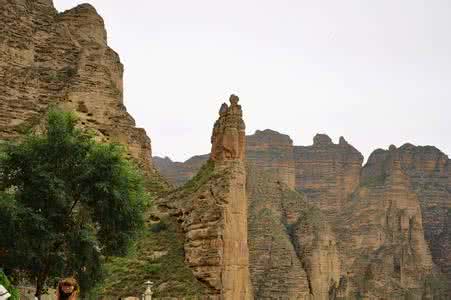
[[178, 159, 215, 195], [97, 217, 207, 299], [96, 161, 218, 299]]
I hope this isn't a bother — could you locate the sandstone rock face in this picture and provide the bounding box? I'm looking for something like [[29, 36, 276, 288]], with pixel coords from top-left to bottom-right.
[[362, 144, 451, 295], [247, 129, 296, 189], [294, 134, 364, 216], [247, 165, 342, 300], [247, 139, 442, 299], [291, 210, 342, 300], [0, 0, 153, 173], [153, 154, 209, 186], [335, 158, 436, 298], [247, 166, 310, 299], [159, 96, 251, 299]]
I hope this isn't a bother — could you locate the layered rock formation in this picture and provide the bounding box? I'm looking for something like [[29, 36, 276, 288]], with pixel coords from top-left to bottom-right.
[[362, 144, 451, 295], [294, 134, 364, 216], [334, 159, 437, 298], [0, 0, 154, 173], [158, 95, 252, 299]]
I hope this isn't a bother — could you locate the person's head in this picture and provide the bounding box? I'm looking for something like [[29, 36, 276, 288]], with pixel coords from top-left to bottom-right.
[[57, 277, 79, 300]]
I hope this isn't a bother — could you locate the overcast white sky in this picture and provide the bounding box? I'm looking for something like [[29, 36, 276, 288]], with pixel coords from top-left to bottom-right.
[[53, 0, 450, 162]]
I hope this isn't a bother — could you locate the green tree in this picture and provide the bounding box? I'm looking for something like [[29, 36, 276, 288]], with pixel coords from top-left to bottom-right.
[[0, 109, 149, 299]]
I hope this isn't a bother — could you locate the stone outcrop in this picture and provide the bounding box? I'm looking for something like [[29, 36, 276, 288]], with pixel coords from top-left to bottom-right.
[[0, 0, 154, 173], [158, 95, 251, 299], [293, 134, 364, 216]]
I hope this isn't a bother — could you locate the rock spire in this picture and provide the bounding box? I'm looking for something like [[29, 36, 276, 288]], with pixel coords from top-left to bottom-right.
[[210, 94, 246, 162]]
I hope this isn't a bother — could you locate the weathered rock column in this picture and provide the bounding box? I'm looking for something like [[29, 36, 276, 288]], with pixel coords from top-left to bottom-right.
[[210, 95, 252, 299], [160, 95, 252, 299]]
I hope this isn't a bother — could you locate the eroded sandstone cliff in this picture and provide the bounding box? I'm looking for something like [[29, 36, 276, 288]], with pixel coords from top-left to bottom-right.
[[155, 131, 449, 299], [361, 144, 451, 296], [0, 0, 154, 174], [294, 134, 364, 217], [334, 159, 438, 298]]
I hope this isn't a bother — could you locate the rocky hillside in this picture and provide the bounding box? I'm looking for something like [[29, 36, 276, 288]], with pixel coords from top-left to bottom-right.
[[0, 0, 154, 174], [155, 130, 450, 298]]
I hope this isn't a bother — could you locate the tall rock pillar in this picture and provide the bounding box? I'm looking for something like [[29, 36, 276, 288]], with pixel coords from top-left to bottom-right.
[[210, 95, 251, 299], [161, 95, 251, 299]]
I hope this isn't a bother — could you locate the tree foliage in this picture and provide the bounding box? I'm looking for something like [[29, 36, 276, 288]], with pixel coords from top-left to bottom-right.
[[0, 109, 149, 298]]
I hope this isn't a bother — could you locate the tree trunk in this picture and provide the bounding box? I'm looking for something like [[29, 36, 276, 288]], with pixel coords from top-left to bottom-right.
[[35, 267, 48, 300], [35, 277, 43, 300]]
